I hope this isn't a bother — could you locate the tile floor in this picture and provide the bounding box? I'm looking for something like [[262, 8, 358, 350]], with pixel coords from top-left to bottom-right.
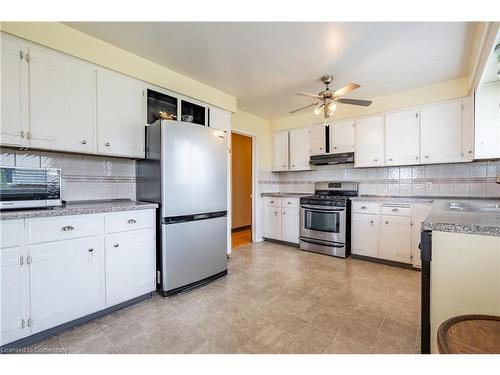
[[20, 241, 421, 354]]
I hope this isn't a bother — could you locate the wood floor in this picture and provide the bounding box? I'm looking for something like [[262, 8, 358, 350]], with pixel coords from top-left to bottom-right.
[[231, 228, 252, 249], [17, 241, 421, 354]]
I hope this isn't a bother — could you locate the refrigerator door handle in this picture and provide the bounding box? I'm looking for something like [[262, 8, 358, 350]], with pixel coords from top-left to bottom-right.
[[162, 210, 227, 225]]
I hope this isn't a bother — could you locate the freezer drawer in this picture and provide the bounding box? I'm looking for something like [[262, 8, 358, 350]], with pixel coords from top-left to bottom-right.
[[161, 216, 227, 293]]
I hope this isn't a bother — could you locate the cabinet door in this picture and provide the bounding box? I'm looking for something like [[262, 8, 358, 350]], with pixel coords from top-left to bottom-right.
[[105, 229, 155, 307], [97, 70, 145, 158], [28, 46, 96, 153], [29, 236, 104, 334], [351, 214, 379, 258], [1, 35, 28, 147], [209, 107, 231, 131], [309, 124, 326, 155], [281, 207, 299, 244], [262, 205, 281, 240], [385, 109, 420, 165], [330, 120, 355, 154], [355, 115, 385, 167], [380, 215, 411, 263], [411, 203, 432, 268], [475, 82, 500, 159], [420, 100, 463, 164], [271, 131, 289, 171], [1, 246, 30, 346], [289, 127, 311, 170]]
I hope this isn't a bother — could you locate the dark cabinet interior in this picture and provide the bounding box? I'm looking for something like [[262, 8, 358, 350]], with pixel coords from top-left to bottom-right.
[[147, 89, 178, 124], [181, 100, 206, 126]]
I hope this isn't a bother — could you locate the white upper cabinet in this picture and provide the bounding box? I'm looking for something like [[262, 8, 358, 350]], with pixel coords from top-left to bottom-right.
[[309, 124, 326, 155], [1, 35, 28, 147], [420, 100, 463, 164], [475, 81, 500, 159], [28, 46, 96, 153], [330, 120, 355, 154], [385, 108, 420, 166], [97, 70, 145, 158], [289, 127, 311, 170], [272, 131, 289, 171], [209, 107, 231, 131], [355, 115, 385, 167]]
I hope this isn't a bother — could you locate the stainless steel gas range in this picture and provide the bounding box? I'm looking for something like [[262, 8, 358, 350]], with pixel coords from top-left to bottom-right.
[[299, 182, 358, 258]]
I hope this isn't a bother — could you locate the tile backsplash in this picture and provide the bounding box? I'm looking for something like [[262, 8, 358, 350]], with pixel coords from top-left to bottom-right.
[[259, 161, 500, 198], [1, 147, 136, 202]]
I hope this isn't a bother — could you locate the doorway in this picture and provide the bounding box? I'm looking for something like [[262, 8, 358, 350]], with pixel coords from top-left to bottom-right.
[[231, 132, 253, 249]]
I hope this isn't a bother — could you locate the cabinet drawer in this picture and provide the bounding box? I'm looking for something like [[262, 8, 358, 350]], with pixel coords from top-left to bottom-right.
[[105, 209, 155, 234], [27, 214, 103, 244], [381, 205, 412, 217], [263, 197, 281, 207], [352, 201, 380, 214], [281, 197, 299, 208], [1, 220, 24, 248]]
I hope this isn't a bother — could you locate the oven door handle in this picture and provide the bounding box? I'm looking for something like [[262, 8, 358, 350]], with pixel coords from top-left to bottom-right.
[[300, 205, 346, 212], [300, 237, 345, 247]]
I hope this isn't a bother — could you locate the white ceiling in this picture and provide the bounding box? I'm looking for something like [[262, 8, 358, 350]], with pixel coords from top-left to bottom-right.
[[65, 22, 476, 119]]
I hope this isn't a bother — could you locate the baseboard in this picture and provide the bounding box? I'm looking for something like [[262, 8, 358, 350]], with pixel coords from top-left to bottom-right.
[[232, 225, 251, 232], [351, 254, 414, 270], [263, 237, 300, 248]]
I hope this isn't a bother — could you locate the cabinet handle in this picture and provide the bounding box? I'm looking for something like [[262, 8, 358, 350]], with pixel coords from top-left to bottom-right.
[[370, 220, 374, 224], [88, 248, 94, 253], [270, 200, 274, 204], [60, 225, 74, 232], [385, 221, 389, 224], [21, 319, 25, 329], [287, 201, 291, 204], [374, 158, 378, 162], [320, 147, 323, 150], [388, 158, 393, 161], [113, 243, 119, 247], [274, 211, 278, 216], [81, 139, 87, 144], [26, 131, 31, 140], [283, 164, 286, 168], [292, 165, 295, 167], [19, 255, 24, 266], [127, 219, 137, 224], [416, 156, 419, 160], [361, 206, 367, 209], [20, 51, 24, 60], [282, 211, 286, 215], [105, 142, 110, 147], [424, 155, 429, 159], [20, 131, 25, 139], [392, 208, 399, 212], [26, 255, 32, 264], [334, 146, 337, 149], [27, 318, 32, 327]]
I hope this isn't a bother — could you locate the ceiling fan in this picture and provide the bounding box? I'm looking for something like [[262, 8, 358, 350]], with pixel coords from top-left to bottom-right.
[[289, 75, 372, 120]]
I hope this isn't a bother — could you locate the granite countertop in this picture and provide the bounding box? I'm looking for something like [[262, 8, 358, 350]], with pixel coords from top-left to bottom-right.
[[261, 192, 312, 198], [0, 200, 158, 220], [352, 195, 500, 204], [421, 199, 500, 237]]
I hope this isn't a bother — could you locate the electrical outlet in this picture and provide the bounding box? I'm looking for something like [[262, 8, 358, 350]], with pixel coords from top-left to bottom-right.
[[425, 181, 432, 190]]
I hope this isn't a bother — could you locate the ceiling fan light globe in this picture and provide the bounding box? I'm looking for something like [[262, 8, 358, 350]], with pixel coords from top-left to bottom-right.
[[327, 101, 337, 114], [314, 107, 322, 115]]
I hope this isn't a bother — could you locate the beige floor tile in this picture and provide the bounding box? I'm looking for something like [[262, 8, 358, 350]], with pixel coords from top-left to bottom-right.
[[15, 241, 421, 354], [324, 334, 371, 354]]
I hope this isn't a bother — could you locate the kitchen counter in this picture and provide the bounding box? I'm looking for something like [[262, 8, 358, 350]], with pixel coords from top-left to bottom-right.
[[352, 195, 435, 203], [0, 200, 158, 220], [261, 192, 311, 198], [421, 199, 500, 237]]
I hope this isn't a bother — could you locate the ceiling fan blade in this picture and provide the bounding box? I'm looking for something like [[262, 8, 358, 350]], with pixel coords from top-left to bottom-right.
[[338, 98, 372, 107], [294, 92, 322, 99], [289, 102, 318, 114], [333, 83, 361, 97]]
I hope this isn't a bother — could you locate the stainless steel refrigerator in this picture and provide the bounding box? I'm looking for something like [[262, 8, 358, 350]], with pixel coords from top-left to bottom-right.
[[137, 120, 228, 296]]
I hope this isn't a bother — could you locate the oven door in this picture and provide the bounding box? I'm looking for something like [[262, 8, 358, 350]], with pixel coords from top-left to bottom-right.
[[300, 204, 346, 243]]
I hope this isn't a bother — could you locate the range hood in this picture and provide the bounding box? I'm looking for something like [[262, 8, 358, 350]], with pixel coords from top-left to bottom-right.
[[309, 152, 354, 166]]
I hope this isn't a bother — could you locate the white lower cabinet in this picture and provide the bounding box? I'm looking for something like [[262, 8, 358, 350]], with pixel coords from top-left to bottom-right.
[[380, 215, 412, 263], [105, 229, 156, 307], [29, 236, 105, 334], [351, 213, 379, 258], [262, 197, 299, 244], [0, 209, 156, 347], [281, 206, 300, 243], [351, 201, 419, 265]]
